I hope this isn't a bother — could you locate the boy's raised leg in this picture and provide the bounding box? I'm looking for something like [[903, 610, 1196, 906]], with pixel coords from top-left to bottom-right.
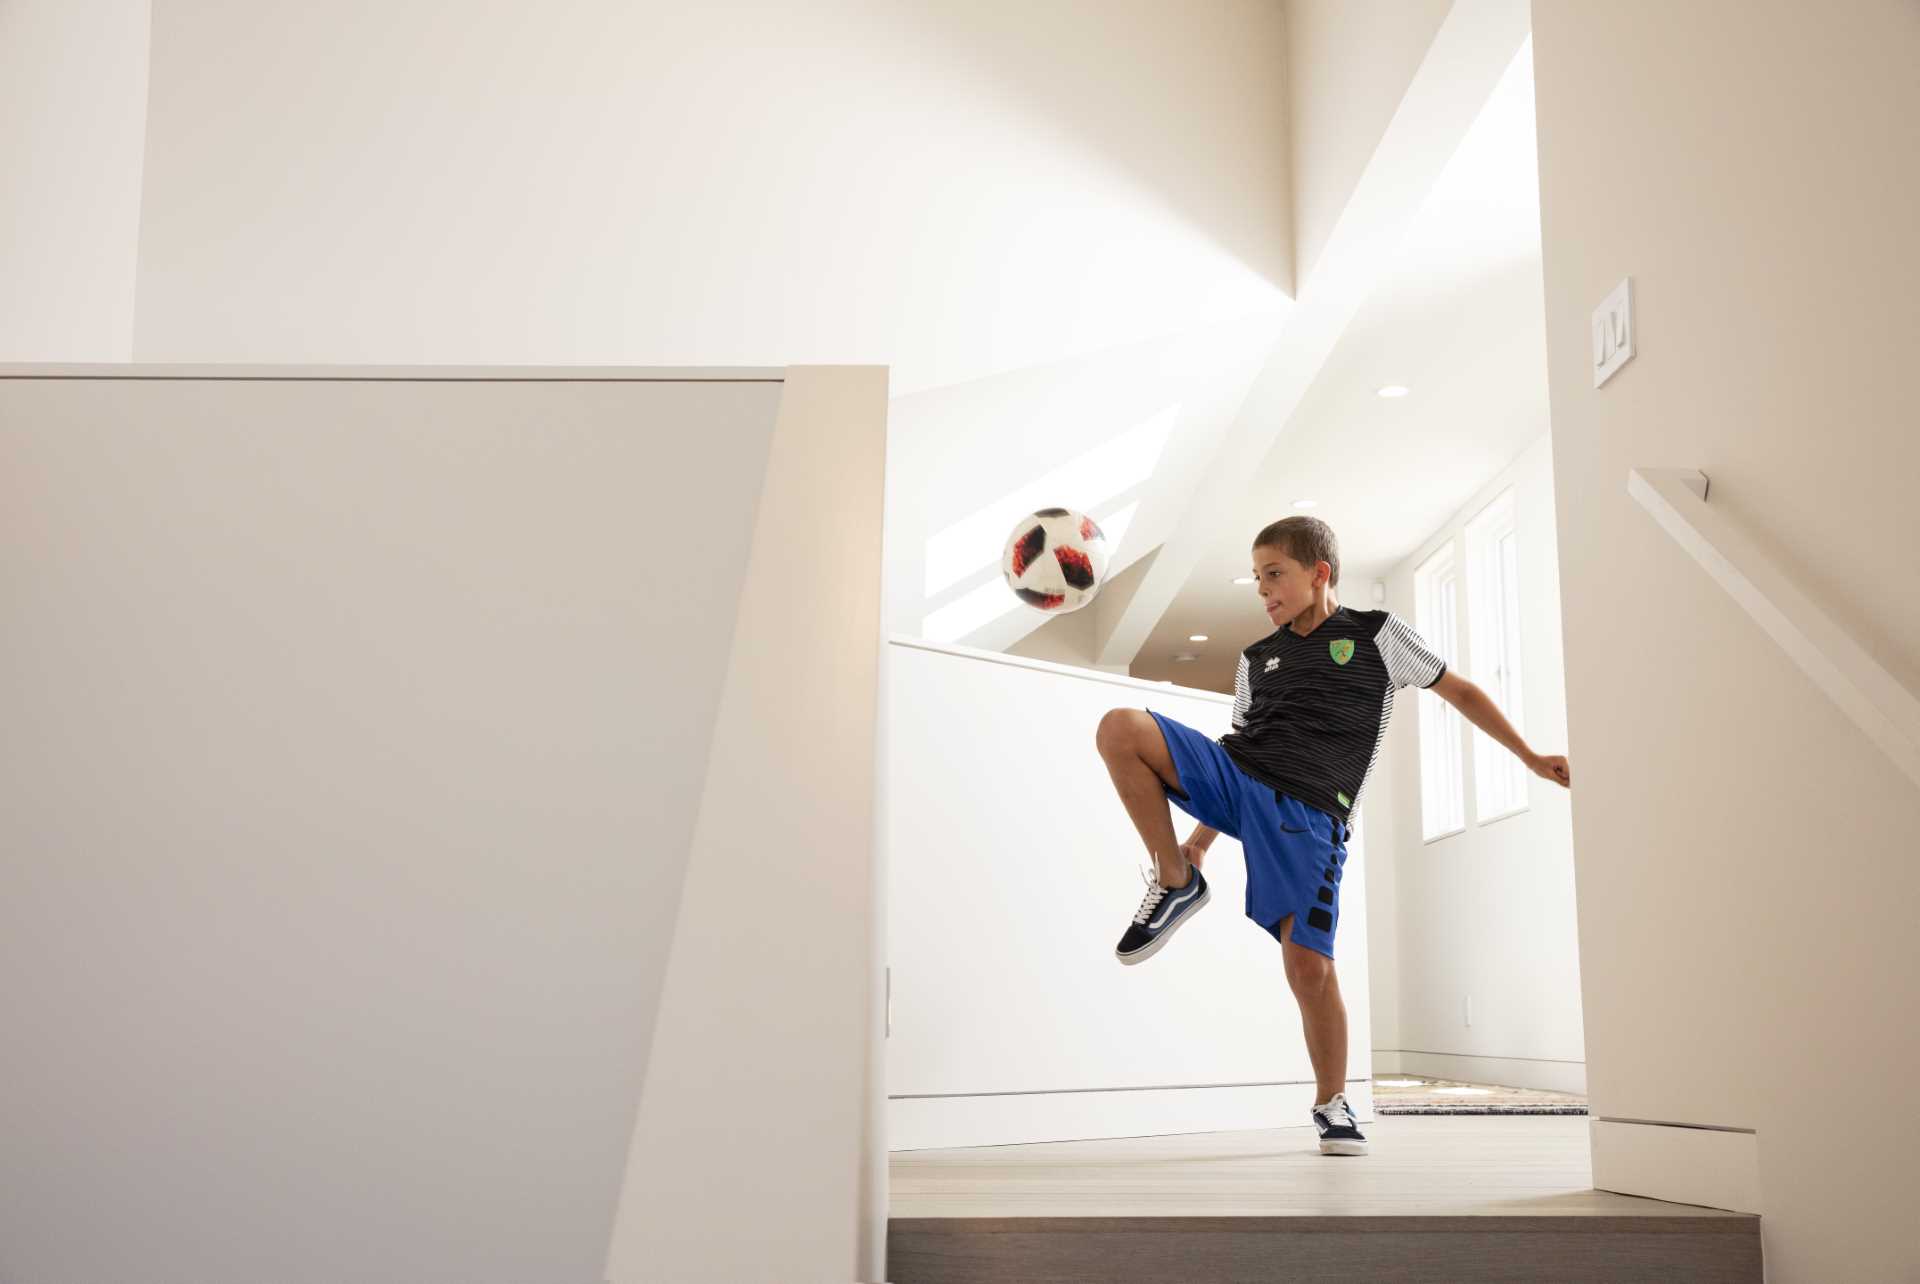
[[1094, 709, 1190, 889]]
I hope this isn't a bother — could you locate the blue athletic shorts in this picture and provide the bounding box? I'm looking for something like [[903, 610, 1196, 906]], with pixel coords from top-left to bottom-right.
[[1146, 710, 1350, 959]]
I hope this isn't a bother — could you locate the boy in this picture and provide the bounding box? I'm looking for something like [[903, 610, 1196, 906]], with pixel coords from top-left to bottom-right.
[[1094, 516, 1570, 1156]]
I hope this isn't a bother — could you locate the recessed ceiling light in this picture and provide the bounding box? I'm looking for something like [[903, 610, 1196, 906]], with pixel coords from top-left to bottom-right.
[[1171, 653, 1197, 663], [1292, 499, 1318, 510], [1188, 634, 1209, 642], [1377, 384, 1410, 398], [1233, 576, 1255, 585]]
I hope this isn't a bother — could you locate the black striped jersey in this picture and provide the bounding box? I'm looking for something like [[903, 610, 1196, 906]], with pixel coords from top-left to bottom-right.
[[1219, 607, 1447, 823]]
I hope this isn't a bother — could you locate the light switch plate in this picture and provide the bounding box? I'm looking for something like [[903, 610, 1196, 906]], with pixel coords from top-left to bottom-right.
[[1593, 277, 1634, 387]]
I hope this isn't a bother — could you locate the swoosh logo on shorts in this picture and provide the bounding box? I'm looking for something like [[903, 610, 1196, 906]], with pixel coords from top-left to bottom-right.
[[1149, 879, 1200, 930]]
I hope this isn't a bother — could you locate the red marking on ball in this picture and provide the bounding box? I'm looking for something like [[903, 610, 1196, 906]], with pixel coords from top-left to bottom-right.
[[1010, 524, 1046, 578]]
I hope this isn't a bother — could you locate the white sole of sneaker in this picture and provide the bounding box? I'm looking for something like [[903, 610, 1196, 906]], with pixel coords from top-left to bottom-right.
[[1319, 1138, 1369, 1156], [1114, 886, 1211, 965]]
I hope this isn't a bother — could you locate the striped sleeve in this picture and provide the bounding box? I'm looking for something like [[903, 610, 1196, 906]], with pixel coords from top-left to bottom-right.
[[1378, 613, 1446, 690], [1231, 653, 1251, 729]]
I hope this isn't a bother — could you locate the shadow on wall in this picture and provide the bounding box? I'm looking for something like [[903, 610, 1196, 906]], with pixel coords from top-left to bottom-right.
[[881, 0, 1294, 296]]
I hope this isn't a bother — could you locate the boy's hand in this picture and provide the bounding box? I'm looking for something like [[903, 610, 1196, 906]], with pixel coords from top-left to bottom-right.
[[1180, 841, 1208, 870], [1528, 753, 1571, 788]]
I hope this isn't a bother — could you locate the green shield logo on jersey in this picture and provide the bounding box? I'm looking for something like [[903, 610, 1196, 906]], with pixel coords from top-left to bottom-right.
[[1330, 638, 1355, 665]]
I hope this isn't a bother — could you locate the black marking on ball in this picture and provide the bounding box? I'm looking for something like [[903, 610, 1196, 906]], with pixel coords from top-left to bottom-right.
[[1033, 507, 1071, 518], [1014, 586, 1066, 610], [1055, 545, 1095, 590], [1010, 524, 1046, 578]]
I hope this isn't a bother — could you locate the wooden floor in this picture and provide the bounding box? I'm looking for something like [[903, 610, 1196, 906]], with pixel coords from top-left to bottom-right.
[[892, 1115, 1726, 1218], [888, 1116, 1761, 1283]]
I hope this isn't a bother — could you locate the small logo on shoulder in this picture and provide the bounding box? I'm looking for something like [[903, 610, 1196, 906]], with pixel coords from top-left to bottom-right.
[[1264, 656, 1280, 673], [1330, 639, 1355, 666]]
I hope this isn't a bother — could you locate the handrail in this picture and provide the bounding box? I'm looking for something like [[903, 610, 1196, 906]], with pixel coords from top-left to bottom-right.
[[1627, 467, 1920, 792]]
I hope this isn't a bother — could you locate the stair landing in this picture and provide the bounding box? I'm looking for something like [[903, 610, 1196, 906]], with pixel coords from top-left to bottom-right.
[[889, 1115, 1759, 1283]]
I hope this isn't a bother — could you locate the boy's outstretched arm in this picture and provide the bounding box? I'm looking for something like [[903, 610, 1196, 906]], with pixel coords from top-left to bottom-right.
[[1429, 671, 1571, 788]]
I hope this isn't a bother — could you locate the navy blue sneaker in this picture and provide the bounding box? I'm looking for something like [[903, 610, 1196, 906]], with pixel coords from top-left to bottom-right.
[[1114, 862, 1209, 965], [1313, 1093, 1369, 1156]]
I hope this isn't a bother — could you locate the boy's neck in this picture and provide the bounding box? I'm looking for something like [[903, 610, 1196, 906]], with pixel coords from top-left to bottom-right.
[[1286, 594, 1340, 636]]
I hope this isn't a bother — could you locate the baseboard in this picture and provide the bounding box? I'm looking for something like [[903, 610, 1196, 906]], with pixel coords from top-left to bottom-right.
[[1590, 1119, 1762, 1214], [890, 1079, 1374, 1151], [1373, 1048, 1586, 1096]]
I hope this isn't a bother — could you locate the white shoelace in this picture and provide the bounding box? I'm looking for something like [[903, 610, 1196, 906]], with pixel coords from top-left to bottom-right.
[[1319, 1094, 1355, 1127], [1131, 864, 1170, 925]]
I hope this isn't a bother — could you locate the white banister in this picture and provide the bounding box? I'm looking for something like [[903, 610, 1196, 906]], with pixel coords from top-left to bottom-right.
[[1627, 467, 1920, 792]]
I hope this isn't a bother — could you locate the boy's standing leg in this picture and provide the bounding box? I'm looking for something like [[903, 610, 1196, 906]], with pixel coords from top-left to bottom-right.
[[1274, 913, 1348, 1106], [1275, 910, 1367, 1154]]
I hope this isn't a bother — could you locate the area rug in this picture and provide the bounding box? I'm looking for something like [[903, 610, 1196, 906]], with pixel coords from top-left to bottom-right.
[[1371, 1075, 1589, 1115]]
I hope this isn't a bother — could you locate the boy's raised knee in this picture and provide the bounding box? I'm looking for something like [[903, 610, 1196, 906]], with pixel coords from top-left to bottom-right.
[[1095, 707, 1146, 758]]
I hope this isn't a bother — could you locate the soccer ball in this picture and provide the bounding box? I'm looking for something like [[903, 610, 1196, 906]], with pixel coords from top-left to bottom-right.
[[1001, 507, 1109, 614]]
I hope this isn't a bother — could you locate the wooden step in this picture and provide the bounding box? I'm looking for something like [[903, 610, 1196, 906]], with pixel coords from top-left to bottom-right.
[[889, 1213, 1761, 1283]]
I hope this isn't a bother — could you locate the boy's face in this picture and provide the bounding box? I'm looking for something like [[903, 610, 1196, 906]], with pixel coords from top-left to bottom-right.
[[1251, 544, 1328, 626]]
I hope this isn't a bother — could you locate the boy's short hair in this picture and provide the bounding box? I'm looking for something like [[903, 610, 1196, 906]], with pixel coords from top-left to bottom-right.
[[1253, 516, 1340, 587]]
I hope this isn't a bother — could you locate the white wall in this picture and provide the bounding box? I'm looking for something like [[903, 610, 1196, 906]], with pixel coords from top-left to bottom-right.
[[0, 366, 887, 1284], [603, 366, 888, 1284], [1533, 1, 1920, 1276], [886, 640, 1373, 1150], [1363, 433, 1583, 1094], [1283, 0, 1452, 289], [129, 0, 1289, 390], [0, 0, 150, 360], [116, 0, 1297, 653]]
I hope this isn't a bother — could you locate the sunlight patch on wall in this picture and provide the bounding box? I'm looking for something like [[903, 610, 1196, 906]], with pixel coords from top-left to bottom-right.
[[924, 499, 1141, 644], [921, 404, 1178, 600]]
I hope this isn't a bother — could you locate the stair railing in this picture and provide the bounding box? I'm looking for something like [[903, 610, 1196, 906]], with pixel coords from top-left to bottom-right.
[[1627, 467, 1920, 792]]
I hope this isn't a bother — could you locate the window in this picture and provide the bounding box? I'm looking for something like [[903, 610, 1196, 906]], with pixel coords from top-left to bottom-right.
[[1466, 491, 1528, 822], [1414, 543, 1465, 840]]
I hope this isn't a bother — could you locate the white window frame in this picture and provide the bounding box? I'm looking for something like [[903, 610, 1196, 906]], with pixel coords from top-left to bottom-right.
[[1413, 542, 1466, 842], [1466, 490, 1529, 825]]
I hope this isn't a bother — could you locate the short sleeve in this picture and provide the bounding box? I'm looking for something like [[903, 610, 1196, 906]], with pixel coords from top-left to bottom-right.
[[1230, 653, 1251, 730], [1378, 613, 1446, 690]]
